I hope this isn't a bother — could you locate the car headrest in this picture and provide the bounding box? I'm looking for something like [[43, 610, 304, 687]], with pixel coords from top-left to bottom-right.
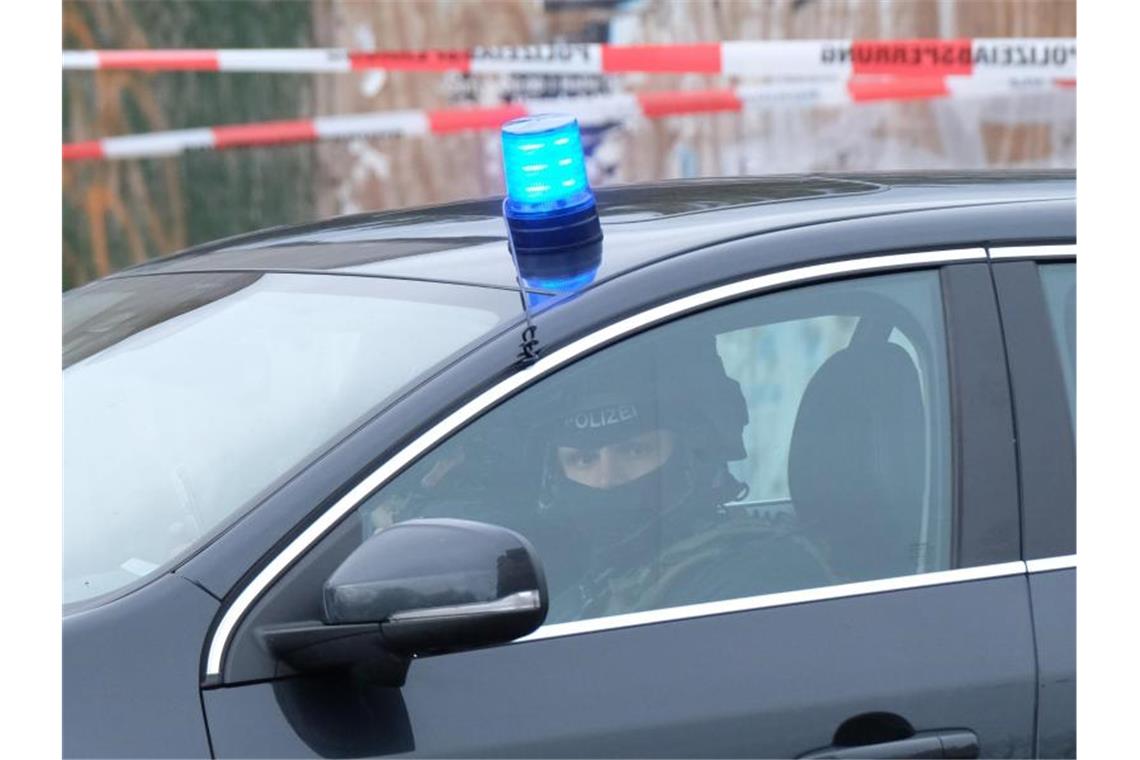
[[787, 340, 926, 581]]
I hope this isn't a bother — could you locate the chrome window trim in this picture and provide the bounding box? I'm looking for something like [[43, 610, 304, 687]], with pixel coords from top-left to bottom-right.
[[988, 244, 1077, 260], [1026, 554, 1077, 573], [204, 247, 984, 679], [515, 561, 1027, 643], [388, 590, 541, 623]]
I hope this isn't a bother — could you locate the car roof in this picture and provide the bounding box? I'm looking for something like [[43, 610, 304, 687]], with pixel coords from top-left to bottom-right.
[[115, 171, 1075, 292]]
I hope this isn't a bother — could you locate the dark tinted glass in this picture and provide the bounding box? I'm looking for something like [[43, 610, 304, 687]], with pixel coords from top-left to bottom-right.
[[355, 270, 952, 626], [1039, 263, 1076, 422]]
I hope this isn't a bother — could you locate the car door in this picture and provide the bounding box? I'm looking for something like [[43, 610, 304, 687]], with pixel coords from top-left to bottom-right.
[[991, 245, 1077, 758], [202, 248, 1036, 758]]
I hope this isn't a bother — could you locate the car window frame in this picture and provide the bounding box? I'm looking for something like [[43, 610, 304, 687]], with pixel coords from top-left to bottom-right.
[[989, 244, 1077, 561], [181, 200, 1070, 610], [204, 246, 1035, 686]]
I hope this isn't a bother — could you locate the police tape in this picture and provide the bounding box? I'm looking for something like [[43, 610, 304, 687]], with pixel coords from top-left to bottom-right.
[[63, 77, 1074, 162], [63, 37, 1077, 78]]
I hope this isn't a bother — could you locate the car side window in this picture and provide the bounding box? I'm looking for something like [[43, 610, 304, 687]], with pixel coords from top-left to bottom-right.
[[1038, 263, 1076, 422], [357, 270, 952, 625]]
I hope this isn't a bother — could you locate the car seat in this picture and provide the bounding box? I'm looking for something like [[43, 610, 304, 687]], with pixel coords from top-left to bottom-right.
[[787, 339, 927, 583]]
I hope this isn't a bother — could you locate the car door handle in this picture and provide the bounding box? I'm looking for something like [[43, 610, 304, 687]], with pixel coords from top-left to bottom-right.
[[798, 729, 979, 759]]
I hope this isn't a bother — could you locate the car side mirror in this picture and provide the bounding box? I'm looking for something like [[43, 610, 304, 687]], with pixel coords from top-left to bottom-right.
[[263, 518, 548, 685], [324, 518, 548, 653]]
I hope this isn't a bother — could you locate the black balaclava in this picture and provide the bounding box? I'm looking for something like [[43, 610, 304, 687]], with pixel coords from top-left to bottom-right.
[[541, 357, 731, 579], [547, 383, 670, 525], [534, 335, 752, 619]]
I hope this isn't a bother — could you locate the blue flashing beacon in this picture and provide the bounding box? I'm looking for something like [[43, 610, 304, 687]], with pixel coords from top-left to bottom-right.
[[500, 114, 603, 294]]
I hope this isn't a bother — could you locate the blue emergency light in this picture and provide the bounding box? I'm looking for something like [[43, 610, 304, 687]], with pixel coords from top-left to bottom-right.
[[500, 114, 603, 294]]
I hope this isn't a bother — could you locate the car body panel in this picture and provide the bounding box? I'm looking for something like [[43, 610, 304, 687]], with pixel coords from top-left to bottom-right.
[[204, 576, 1036, 758], [1029, 568, 1077, 758], [63, 574, 218, 758]]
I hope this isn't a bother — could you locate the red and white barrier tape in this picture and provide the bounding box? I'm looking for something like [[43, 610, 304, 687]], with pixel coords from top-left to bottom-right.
[[63, 77, 1074, 162], [63, 38, 1076, 78]]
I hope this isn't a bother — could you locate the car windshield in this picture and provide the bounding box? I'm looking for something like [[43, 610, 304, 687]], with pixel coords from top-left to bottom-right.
[[63, 271, 520, 605]]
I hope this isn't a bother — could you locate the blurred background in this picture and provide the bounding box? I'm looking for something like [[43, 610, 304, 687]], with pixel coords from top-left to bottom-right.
[[61, 0, 1076, 290]]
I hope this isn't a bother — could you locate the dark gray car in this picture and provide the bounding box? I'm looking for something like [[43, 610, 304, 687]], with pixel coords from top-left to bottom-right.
[[64, 172, 1075, 758]]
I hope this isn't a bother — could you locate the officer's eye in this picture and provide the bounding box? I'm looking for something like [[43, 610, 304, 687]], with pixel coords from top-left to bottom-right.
[[564, 449, 598, 468], [619, 440, 653, 457]]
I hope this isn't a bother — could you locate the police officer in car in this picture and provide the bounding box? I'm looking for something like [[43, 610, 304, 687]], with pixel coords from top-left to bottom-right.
[[365, 332, 836, 624], [531, 336, 836, 624]]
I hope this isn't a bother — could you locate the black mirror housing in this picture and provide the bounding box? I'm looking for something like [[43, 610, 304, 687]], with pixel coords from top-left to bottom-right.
[[323, 518, 548, 656]]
